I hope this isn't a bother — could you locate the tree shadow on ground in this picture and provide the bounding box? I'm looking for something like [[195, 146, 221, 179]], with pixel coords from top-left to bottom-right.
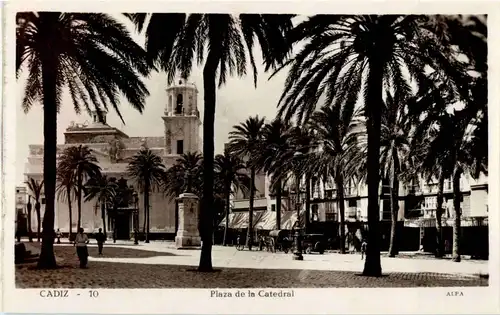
[[16, 262, 488, 289]]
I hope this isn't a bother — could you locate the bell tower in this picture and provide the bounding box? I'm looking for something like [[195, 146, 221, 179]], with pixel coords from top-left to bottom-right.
[[162, 78, 201, 156]]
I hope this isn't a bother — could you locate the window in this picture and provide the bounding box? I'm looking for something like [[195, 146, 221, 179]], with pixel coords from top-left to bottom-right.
[[382, 199, 391, 220], [312, 204, 319, 221], [42, 198, 46, 205], [271, 204, 276, 212], [176, 140, 184, 155], [445, 179, 452, 190], [348, 199, 357, 207], [176, 94, 183, 114]]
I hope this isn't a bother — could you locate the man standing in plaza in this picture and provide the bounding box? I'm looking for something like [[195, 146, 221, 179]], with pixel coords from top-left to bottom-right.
[[95, 228, 106, 255], [74, 228, 90, 268]]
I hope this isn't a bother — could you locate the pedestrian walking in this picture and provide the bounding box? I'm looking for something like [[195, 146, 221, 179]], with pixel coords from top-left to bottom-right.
[[361, 239, 367, 260], [95, 228, 106, 255], [74, 228, 89, 268]]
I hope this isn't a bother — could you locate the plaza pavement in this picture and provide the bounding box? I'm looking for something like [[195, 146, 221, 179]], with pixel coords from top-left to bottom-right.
[[16, 240, 488, 288], [82, 240, 488, 278]]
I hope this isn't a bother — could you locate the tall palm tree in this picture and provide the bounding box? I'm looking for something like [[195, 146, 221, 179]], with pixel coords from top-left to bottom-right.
[[291, 127, 315, 232], [56, 168, 77, 240], [273, 15, 464, 276], [306, 105, 356, 254], [343, 92, 412, 257], [127, 148, 166, 243], [215, 150, 252, 246], [84, 174, 118, 238], [58, 145, 102, 231], [126, 13, 293, 271], [17, 12, 151, 268], [25, 179, 44, 242], [256, 119, 294, 230], [228, 116, 266, 250]]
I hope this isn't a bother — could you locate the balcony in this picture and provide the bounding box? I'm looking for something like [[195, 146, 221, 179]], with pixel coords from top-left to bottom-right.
[[407, 185, 423, 195]]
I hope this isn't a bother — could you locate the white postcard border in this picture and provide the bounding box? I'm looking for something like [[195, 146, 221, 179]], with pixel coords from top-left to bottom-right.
[[3, 0, 500, 314]]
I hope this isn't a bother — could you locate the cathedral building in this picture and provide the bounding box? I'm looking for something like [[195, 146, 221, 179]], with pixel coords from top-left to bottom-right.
[[23, 79, 202, 239]]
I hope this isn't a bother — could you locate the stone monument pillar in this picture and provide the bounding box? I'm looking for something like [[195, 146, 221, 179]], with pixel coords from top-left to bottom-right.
[[175, 192, 201, 249]]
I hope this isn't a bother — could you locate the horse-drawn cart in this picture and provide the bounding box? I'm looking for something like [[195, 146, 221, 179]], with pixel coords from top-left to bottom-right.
[[269, 230, 294, 253]]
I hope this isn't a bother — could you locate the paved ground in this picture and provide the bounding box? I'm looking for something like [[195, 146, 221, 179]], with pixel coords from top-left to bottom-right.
[[15, 240, 488, 288]]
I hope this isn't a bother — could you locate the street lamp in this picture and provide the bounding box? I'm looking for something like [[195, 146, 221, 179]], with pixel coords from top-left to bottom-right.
[[293, 151, 304, 261], [132, 190, 139, 245]]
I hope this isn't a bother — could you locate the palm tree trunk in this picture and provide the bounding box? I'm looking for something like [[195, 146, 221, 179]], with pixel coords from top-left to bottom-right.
[[336, 174, 346, 254], [145, 182, 150, 243], [295, 172, 301, 227], [305, 175, 311, 233], [143, 200, 147, 235], [452, 167, 462, 262], [246, 167, 256, 250], [223, 182, 230, 246], [435, 169, 445, 258], [198, 48, 218, 272], [101, 203, 107, 237], [388, 165, 400, 257], [362, 58, 383, 277], [276, 180, 282, 229], [77, 173, 82, 230], [66, 186, 73, 240], [35, 202, 41, 242], [37, 43, 58, 269]]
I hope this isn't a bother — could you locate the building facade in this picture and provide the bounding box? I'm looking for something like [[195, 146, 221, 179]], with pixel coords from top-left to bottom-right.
[[226, 168, 488, 253], [23, 79, 201, 238]]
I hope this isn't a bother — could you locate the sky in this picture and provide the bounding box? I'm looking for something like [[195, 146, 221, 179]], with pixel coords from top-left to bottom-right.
[[15, 15, 291, 185]]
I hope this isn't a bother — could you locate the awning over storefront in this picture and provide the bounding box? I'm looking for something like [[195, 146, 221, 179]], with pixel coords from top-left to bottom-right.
[[220, 210, 305, 230], [404, 216, 488, 228], [219, 212, 249, 229], [253, 211, 276, 230]]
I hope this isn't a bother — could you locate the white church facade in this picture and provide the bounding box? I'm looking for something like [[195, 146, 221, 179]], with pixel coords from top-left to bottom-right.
[[23, 79, 202, 239]]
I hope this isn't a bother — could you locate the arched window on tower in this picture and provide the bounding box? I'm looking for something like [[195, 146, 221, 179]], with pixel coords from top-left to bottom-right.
[[176, 93, 183, 114]]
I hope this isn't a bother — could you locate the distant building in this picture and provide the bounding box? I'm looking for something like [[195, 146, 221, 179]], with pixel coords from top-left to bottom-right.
[[23, 79, 202, 238]]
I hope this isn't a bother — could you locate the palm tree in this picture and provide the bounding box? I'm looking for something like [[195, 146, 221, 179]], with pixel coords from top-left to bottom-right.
[[84, 175, 118, 238], [26, 195, 33, 242], [306, 105, 357, 254], [25, 179, 44, 242], [214, 150, 252, 246], [256, 119, 294, 230], [56, 168, 77, 240], [273, 15, 465, 276], [126, 13, 293, 271], [228, 116, 266, 250], [58, 145, 101, 231], [163, 152, 204, 236], [127, 148, 166, 243], [343, 92, 412, 257], [17, 12, 151, 268], [163, 152, 204, 200]]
